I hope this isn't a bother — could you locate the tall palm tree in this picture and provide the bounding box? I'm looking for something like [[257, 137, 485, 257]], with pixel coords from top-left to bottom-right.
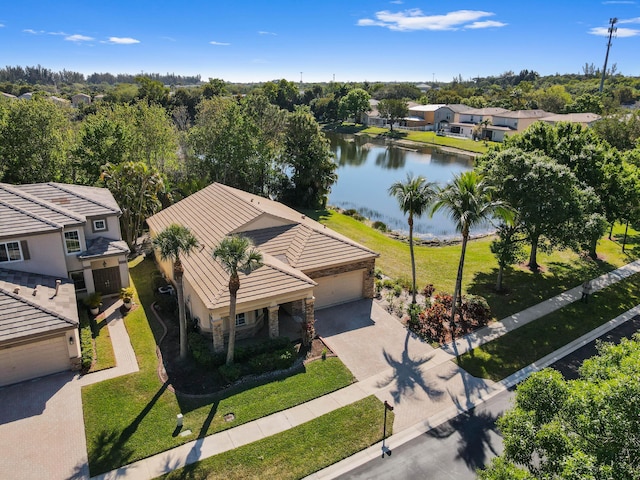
[[153, 224, 199, 360], [388, 173, 437, 304], [432, 171, 512, 326], [212, 235, 263, 365]]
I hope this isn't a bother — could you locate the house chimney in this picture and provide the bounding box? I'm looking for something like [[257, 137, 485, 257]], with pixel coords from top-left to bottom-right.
[[54, 280, 61, 296]]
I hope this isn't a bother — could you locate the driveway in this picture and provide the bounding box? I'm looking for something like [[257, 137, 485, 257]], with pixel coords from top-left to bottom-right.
[[315, 299, 499, 431], [315, 299, 434, 381], [0, 372, 88, 480]]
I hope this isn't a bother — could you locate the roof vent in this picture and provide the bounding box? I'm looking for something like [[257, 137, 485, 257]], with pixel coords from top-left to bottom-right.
[[32, 286, 38, 296], [13, 287, 20, 295], [301, 215, 306, 219]]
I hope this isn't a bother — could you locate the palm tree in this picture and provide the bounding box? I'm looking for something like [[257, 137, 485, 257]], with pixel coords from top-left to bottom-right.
[[388, 173, 437, 304], [432, 171, 512, 327], [153, 224, 199, 360], [212, 235, 263, 365]]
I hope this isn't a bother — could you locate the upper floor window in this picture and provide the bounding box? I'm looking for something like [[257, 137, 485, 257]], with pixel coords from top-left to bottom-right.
[[93, 219, 107, 232], [0, 241, 22, 263], [64, 230, 81, 254], [235, 312, 246, 327]]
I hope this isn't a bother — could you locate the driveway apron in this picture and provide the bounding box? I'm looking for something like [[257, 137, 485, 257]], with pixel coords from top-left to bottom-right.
[[0, 372, 89, 480]]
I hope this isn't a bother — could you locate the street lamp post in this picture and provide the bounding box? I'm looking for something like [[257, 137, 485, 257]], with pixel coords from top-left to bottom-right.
[[382, 400, 394, 458]]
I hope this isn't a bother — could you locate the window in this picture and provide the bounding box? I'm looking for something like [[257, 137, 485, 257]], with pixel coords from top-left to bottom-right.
[[0, 241, 22, 263], [64, 230, 81, 254], [235, 312, 246, 327], [92, 219, 107, 232], [69, 271, 86, 292]]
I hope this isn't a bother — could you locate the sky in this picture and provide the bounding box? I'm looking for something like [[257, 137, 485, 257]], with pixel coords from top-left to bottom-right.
[[1, 1, 640, 83]]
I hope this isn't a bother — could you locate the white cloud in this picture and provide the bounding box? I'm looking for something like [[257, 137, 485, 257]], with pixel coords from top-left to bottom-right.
[[619, 16, 640, 23], [589, 26, 640, 37], [602, 1, 635, 4], [48, 31, 67, 36], [0, 24, 5, 28], [107, 37, 140, 44], [23, 29, 44, 35], [357, 9, 505, 32], [258, 31, 277, 35], [465, 20, 507, 29], [390, 0, 403, 4], [210, 41, 230, 45], [65, 34, 93, 42], [160, 36, 176, 42]]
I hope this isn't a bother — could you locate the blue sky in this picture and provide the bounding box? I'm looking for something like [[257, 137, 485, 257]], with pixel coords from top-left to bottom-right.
[[1, 1, 639, 83]]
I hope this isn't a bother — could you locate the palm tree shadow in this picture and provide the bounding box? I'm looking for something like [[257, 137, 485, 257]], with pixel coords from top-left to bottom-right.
[[377, 330, 444, 404]]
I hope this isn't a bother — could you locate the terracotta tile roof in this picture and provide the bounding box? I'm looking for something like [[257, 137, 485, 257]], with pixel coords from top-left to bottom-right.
[[147, 183, 377, 311], [0, 268, 78, 344]]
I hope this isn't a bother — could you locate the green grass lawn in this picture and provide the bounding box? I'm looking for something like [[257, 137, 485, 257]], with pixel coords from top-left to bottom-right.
[[357, 127, 495, 154], [161, 396, 392, 480], [313, 210, 638, 320], [82, 256, 357, 476], [90, 310, 116, 371], [457, 271, 640, 381]]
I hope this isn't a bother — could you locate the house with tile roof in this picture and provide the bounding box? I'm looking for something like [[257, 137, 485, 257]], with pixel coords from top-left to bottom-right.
[[0, 182, 129, 385], [147, 183, 378, 352]]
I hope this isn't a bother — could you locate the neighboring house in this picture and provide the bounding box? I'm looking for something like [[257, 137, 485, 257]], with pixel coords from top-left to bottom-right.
[[0, 182, 130, 297], [0, 269, 81, 386], [71, 93, 92, 107], [362, 99, 384, 127], [488, 109, 553, 141], [49, 95, 70, 107], [433, 104, 471, 131], [540, 112, 602, 127], [18, 92, 33, 100], [406, 104, 442, 129], [449, 107, 510, 139], [147, 183, 378, 352]]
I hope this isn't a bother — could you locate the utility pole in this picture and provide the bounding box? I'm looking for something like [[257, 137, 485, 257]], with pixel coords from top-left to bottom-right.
[[599, 17, 618, 93]]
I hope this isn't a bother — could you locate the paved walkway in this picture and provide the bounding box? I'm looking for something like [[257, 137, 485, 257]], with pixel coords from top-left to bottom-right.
[[93, 259, 640, 480]]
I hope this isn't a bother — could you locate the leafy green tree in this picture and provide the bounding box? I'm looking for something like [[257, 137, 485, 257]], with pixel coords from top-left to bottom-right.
[[338, 88, 371, 123], [480, 336, 640, 480], [490, 223, 526, 291], [281, 106, 337, 208], [131, 101, 178, 173], [212, 235, 263, 365], [592, 110, 640, 151], [564, 93, 604, 114], [0, 97, 72, 184], [432, 171, 511, 323], [153, 224, 198, 360], [135, 75, 169, 106], [532, 85, 571, 113], [480, 148, 584, 271], [377, 98, 408, 132], [189, 96, 261, 193], [388, 173, 437, 304], [201, 78, 227, 99], [100, 161, 165, 251]]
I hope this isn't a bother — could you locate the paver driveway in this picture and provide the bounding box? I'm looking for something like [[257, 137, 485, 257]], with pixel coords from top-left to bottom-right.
[[0, 372, 88, 480]]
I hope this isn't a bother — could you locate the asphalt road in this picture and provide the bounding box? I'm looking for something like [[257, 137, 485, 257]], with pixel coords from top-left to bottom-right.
[[338, 316, 640, 480]]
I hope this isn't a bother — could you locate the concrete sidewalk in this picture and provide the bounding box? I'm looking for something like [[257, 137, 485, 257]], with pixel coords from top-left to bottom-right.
[[93, 260, 640, 480]]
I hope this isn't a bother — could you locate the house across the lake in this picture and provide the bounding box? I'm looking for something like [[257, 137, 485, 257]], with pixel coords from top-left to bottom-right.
[[147, 183, 378, 352]]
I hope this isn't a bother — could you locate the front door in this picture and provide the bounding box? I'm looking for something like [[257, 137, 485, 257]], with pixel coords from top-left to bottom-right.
[[92, 266, 121, 295]]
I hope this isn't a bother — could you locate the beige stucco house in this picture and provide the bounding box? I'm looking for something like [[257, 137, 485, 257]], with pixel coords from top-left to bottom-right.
[[0, 182, 129, 386], [147, 183, 378, 352]]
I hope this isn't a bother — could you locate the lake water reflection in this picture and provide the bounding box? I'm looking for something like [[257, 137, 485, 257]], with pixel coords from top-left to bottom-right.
[[327, 132, 493, 240]]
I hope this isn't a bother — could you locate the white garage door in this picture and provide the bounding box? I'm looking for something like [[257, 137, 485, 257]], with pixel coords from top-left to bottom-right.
[[0, 335, 70, 387], [314, 269, 365, 309]]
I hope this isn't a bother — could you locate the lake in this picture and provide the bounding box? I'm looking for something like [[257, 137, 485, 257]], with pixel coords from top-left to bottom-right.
[[326, 132, 493, 240]]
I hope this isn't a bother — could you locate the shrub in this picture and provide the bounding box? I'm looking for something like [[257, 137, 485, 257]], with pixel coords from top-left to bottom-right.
[[461, 295, 492, 326], [372, 221, 388, 232], [188, 332, 225, 367], [234, 336, 292, 363], [154, 294, 178, 316], [248, 347, 296, 374], [422, 283, 435, 298], [433, 292, 453, 310], [374, 267, 384, 279], [396, 276, 412, 291], [393, 284, 403, 297], [79, 321, 93, 370], [382, 279, 395, 289], [152, 273, 167, 291], [219, 364, 242, 383], [375, 279, 383, 296]]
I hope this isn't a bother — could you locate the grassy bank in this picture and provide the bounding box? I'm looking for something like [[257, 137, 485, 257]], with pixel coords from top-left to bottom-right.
[[162, 396, 392, 480], [314, 209, 638, 320], [457, 272, 640, 381], [82, 256, 356, 476]]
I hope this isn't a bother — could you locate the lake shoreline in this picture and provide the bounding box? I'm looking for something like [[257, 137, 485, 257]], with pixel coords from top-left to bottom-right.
[[357, 134, 481, 160]]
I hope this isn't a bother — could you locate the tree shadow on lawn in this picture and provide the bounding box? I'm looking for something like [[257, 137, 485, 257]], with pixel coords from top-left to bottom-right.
[[467, 256, 618, 321], [90, 381, 170, 476]]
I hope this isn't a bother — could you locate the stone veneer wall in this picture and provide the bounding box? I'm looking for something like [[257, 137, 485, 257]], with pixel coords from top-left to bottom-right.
[[306, 258, 376, 299]]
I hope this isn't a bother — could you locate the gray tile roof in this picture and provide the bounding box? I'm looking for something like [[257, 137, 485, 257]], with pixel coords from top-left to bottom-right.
[[0, 269, 78, 345], [78, 237, 130, 259], [15, 183, 121, 217]]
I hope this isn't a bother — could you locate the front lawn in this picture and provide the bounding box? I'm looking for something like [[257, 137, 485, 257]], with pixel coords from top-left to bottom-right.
[[162, 396, 392, 480], [456, 272, 640, 381], [358, 127, 495, 154], [82, 256, 355, 476], [314, 210, 637, 321]]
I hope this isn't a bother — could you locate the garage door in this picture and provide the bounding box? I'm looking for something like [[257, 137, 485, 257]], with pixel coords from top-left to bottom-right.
[[314, 269, 365, 309], [0, 335, 70, 387]]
